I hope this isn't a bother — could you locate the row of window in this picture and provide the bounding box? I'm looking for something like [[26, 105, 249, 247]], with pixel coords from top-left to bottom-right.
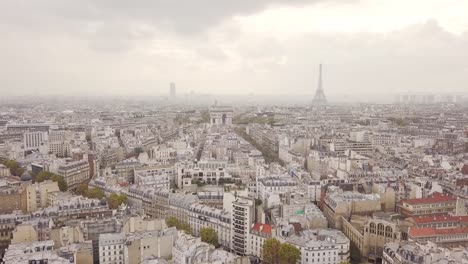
[[102, 250, 123, 256], [305, 257, 338, 263], [412, 203, 455, 209], [101, 244, 123, 250], [306, 251, 337, 256]]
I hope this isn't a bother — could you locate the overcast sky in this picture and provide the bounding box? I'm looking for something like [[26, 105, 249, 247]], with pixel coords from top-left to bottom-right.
[[1, 0, 468, 97]]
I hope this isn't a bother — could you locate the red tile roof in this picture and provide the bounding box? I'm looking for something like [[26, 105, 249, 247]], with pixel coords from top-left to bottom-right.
[[409, 227, 468, 237], [412, 215, 468, 224], [252, 223, 272, 235], [401, 192, 456, 205]]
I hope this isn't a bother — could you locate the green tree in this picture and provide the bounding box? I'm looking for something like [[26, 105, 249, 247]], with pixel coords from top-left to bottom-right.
[[76, 183, 89, 196], [166, 216, 179, 228], [36, 171, 68, 191], [86, 188, 105, 199], [165, 216, 191, 234], [263, 238, 282, 264], [279, 243, 301, 264], [52, 175, 68, 191], [117, 194, 128, 206], [108, 193, 120, 209], [3, 160, 25, 176], [200, 227, 219, 247], [179, 223, 191, 235], [36, 171, 53, 182], [107, 193, 128, 209]]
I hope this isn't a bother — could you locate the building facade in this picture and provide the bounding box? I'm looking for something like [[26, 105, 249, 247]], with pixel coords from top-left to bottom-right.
[[231, 197, 255, 256], [57, 160, 90, 190], [397, 192, 457, 217], [99, 233, 127, 264]]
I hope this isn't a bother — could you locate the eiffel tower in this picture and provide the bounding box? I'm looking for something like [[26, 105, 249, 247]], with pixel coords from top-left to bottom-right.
[[312, 64, 327, 105]]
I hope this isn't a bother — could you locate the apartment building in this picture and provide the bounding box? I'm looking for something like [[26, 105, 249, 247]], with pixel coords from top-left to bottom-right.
[[383, 241, 468, 264], [115, 159, 141, 183], [397, 192, 458, 217], [81, 218, 123, 264], [257, 177, 298, 201], [3, 240, 70, 264], [197, 190, 224, 209], [48, 130, 72, 157], [0, 213, 18, 257], [326, 139, 373, 155], [25, 181, 60, 212], [150, 145, 177, 164], [99, 233, 127, 264], [370, 134, 399, 146], [0, 186, 27, 214], [23, 131, 47, 149], [188, 203, 231, 248], [6, 124, 50, 133], [323, 186, 381, 229], [408, 215, 468, 229], [57, 160, 90, 190], [408, 226, 468, 247], [126, 229, 176, 264], [246, 124, 279, 153], [231, 197, 255, 256], [175, 161, 230, 187], [248, 223, 273, 259], [134, 168, 171, 189], [282, 229, 350, 264], [49, 140, 71, 158]]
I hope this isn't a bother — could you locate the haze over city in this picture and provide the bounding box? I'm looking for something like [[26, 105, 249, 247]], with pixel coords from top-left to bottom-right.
[[1, 0, 468, 99]]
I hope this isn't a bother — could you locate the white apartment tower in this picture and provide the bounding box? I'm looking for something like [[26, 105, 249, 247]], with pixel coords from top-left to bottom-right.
[[231, 197, 255, 256]]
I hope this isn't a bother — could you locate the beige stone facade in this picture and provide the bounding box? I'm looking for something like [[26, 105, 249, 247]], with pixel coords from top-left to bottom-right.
[[11, 224, 38, 244], [342, 214, 401, 262], [57, 160, 90, 190], [323, 187, 381, 229], [25, 181, 60, 212]]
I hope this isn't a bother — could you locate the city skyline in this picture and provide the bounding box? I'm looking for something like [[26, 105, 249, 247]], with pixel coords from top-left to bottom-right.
[[1, 0, 468, 96]]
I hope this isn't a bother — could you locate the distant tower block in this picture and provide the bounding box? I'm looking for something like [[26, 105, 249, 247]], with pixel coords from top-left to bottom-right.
[[169, 82, 176, 98], [312, 64, 327, 105]]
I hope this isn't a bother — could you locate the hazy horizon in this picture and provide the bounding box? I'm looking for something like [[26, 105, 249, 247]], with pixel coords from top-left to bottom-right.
[[1, 0, 468, 96]]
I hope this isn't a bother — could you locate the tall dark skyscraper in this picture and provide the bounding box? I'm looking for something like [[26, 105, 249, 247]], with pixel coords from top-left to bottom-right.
[[170, 82, 176, 98], [312, 64, 327, 105]]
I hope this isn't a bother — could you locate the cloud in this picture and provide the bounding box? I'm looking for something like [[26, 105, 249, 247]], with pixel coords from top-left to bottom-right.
[[0, 0, 325, 33], [0, 1, 467, 98]]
